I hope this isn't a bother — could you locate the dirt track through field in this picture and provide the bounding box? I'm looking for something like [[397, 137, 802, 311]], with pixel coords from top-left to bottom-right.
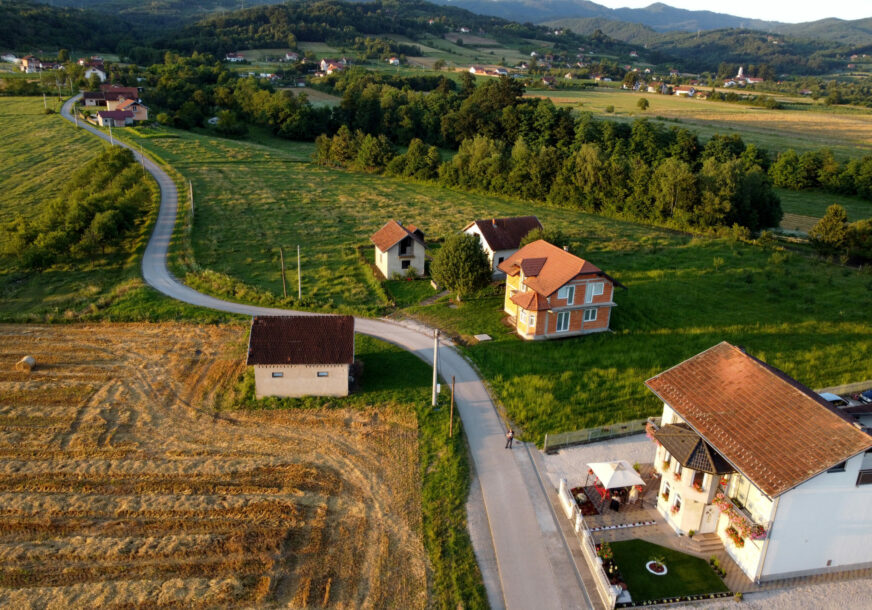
[[0, 324, 427, 608]]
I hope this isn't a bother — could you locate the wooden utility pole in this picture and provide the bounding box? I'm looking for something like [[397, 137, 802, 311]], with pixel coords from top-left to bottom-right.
[[108, 124, 114, 146], [449, 375, 455, 437], [279, 247, 287, 298], [297, 245, 302, 299], [431, 330, 440, 407], [43, 93, 47, 110]]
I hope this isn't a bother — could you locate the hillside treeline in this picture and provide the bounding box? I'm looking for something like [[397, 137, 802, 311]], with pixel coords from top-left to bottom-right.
[[770, 149, 872, 200], [0, 0, 133, 52], [1, 148, 155, 269], [315, 123, 782, 233]]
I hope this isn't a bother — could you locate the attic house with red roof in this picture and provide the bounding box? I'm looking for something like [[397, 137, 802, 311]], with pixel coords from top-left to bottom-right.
[[497, 240, 622, 340], [370, 220, 426, 278], [645, 342, 872, 583], [246, 315, 355, 398]]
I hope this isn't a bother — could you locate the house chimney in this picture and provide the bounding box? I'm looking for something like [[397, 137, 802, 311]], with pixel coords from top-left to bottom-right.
[[563, 245, 569, 251], [492, 218, 497, 227]]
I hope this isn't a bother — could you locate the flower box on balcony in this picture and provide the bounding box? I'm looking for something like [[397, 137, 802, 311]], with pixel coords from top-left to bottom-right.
[[661, 492, 669, 502], [692, 482, 703, 492], [673, 472, 682, 482], [670, 505, 680, 515], [725, 526, 745, 548]]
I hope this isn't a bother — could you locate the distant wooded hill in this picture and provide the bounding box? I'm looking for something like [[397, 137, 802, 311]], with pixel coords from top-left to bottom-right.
[[434, 0, 872, 47], [0, 0, 134, 51]]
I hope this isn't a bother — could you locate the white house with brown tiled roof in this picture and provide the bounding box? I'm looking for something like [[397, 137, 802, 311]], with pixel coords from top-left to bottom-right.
[[462, 216, 542, 278], [370, 220, 426, 279], [645, 342, 872, 583], [246, 315, 355, 398], [498, 240, 622, 340]]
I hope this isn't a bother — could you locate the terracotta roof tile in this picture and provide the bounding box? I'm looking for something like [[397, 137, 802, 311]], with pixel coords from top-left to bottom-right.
[[646, 342, 872, 497], [463, 216, 542, 251], [510, 290, 549, 311], [498, 240, 603, 297], [97, 110, 134, 120], [370, 220, 424, 252], [246, 315, 354, 365], [519, 257, 547, 277]]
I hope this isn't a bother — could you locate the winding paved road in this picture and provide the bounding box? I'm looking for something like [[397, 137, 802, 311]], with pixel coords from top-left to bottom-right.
[[61, 96, 592, 609]]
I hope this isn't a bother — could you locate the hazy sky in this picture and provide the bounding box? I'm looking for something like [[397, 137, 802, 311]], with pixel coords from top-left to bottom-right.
[[592, 1, 871, 23]]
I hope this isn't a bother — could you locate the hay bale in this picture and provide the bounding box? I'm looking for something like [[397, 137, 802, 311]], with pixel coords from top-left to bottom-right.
[[15, 356, 36, 372]]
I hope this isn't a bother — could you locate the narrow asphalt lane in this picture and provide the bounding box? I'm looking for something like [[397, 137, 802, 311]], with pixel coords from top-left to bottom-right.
[[60, 96, 592, 609]]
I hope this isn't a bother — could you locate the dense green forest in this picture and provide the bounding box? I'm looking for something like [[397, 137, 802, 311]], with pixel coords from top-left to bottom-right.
[[0, 0, 134, 51]]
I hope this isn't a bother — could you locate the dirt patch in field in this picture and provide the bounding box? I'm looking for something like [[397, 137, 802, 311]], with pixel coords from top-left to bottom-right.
[[0, 324, 427, 608]]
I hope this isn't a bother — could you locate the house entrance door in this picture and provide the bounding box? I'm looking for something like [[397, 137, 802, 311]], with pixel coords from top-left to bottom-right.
[[699, 505, 718, 533]]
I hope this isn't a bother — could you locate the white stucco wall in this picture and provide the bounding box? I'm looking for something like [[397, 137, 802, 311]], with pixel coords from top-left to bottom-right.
[[254, 364, 350, 398], [374, 240, 425, 279], [462, 225, 516, 277], [760, 452, 872, 580]]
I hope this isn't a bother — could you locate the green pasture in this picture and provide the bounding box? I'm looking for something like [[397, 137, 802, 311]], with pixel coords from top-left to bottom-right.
[[0, 97, 234, 322], [119, 126, 872, 443], [776, 188, 872, 222], [528, 88, 872, 159]]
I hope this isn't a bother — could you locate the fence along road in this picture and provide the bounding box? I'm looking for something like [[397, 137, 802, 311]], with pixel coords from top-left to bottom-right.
[[60, 95, 593, 609]]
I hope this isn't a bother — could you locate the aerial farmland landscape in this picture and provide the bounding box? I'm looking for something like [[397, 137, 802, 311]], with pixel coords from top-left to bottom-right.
[[1, 0, 872, 608]]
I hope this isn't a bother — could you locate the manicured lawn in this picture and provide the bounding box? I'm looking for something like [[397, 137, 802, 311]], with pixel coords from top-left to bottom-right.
[[610, 540, 729, 602], [228, 335, 488, 608]]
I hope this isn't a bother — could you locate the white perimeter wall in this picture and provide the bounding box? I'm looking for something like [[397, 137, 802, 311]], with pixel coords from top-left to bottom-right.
[[762, 452, 872, 579]]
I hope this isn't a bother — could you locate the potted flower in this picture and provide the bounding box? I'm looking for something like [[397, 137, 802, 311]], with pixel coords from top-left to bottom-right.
[[750, 524, 767, 541], [692, 481, 703, 492], [673, 471, 682, 482], [725, 526, 745, 548], [661, 491, 670, 502], [646, 555, 667, 575], [597, 541, 613, 561], [670, 504, 680, 515]]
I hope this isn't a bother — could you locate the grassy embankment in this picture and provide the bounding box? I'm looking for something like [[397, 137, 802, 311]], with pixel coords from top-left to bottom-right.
[[0, 96, 236, 322], [123, 126, 872, 443], [227, 334, 488, 608]]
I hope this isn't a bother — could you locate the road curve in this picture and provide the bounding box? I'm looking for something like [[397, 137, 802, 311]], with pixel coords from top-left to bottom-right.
[[60, 95, 591, 610]]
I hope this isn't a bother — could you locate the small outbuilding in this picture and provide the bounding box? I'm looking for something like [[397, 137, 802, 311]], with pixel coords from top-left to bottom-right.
[[370, 220, 426, 278], [246, 315, 355, 398]]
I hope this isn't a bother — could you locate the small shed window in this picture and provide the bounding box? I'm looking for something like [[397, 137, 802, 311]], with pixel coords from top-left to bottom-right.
[[401, 260, 411, 270], [317, 371, 329, 377], [272, 372, 284, 378]]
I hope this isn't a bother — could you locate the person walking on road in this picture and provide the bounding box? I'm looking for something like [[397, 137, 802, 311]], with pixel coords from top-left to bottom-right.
[[505, 428, 514, 449]]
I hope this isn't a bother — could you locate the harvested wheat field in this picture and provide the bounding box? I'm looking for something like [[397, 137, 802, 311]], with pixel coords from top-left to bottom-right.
[[0, 324, 427, 609]]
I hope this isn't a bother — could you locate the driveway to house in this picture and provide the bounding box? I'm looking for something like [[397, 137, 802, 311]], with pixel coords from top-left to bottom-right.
[[60, 96, 592, 610]]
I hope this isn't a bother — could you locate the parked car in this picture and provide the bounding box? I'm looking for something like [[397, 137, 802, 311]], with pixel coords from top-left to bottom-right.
[[860, 390, 872, 405]]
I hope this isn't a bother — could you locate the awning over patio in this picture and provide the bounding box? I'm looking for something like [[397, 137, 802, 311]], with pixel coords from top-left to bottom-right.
[[587, 460, 645, 489]]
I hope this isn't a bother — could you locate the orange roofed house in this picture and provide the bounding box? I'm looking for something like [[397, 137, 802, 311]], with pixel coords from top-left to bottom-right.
[[498, 240, 623, 340], [645, 342, 872, 583], [370, 220, 426, 278]]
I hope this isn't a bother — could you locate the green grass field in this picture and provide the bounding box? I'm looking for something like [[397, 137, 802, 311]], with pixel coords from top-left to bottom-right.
[[528, 88, 872, 159], [610, 540, 729, 602], [776, 188, 872, 222], [0, 97, 237, 322], [118, 125, 872, 443]]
